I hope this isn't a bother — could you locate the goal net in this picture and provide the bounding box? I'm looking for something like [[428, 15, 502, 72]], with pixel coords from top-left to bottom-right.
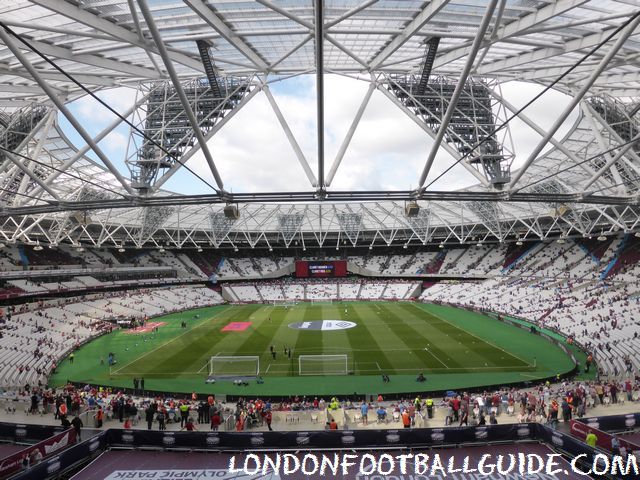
[[272, 299, 297, 307], [298, 354, 348, 376], [310, 299, 333, 304], [209, 355, 260, 377]]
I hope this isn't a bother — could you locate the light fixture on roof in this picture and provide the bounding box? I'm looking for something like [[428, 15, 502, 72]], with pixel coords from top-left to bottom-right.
[[158, 247, 165, 253], [75, 245, 84, 252], [557, 238, 566, 244], [516, 240, 523, 246], [438, 243, 444, 249], [477, 241, 483, 247], [233, 247, 238, 252], [33, 242, 43, 251], [403, 244, 408, 249], [0, 242, 5, 249], [197, 247, 203, 252], [269, 247, 273, 252], [597, 233, 607, 241], [368, 245, 373, 250], [635, 231, 640, 238], [118, 246, 125, 252]]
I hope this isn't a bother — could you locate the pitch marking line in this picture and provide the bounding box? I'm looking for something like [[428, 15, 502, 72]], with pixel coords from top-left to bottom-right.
[[111, 309, 231, 375], [110, 365, 530, 376], [423, 348, 450, 369], [109, 371, 202, 377], [375, 362, 381, 371], [197, 362, 209, 374], [422, 307, 534, 367], [265, 363, 291, 374]]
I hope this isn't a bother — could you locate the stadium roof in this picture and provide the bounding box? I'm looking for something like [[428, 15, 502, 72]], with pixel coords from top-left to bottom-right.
[[0, 0, 640, 249]]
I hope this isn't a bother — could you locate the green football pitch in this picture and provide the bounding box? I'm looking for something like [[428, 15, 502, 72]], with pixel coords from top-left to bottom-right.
[[50, 302, 591, 396]]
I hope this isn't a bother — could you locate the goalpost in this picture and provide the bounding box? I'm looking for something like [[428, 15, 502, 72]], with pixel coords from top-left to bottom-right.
[[298, 354, 348, 376], [272, 299, 298, 307], [208, 355, 260, 377]]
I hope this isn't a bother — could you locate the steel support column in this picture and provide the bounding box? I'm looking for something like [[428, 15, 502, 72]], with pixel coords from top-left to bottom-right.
[[417, 0, 499, 189], [326, 81, 375, 186], [488, 89, 600, 184], [0, 26, 137, 196], [263, 85, 318, 187], [509, 13, 640, 190], [24, 92, 152, 204], [151, 84, 263, 192], [315, 0, 325, 190], [137, 0, 226, 193]]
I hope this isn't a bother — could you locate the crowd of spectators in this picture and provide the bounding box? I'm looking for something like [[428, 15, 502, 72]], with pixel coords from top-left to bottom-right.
[[2, 375, 637, 435]]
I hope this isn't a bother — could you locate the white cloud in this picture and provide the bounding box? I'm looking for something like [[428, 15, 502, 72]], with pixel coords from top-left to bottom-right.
[[72, 87, 139, 133], [100, 130, 128, 153]]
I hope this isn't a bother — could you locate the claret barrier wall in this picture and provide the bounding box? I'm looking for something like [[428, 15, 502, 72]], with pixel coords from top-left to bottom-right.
[[0, 418, 635, 479]]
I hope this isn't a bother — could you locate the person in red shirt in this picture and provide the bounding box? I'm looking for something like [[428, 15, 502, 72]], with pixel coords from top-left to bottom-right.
[[210, 411, 221, 431], [236, 415, 245, 432], [451, 397, 460, 421], [402, 410, 411, 428], [262, 409, 273, 431], [94, 406, 104, 428], [183, 417, 197, 431]]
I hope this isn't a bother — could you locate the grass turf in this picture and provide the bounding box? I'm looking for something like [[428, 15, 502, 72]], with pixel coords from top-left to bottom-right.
[[50, 302, 580, 396]]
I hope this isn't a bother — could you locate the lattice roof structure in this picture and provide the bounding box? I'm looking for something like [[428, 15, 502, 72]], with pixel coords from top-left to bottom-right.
[[0, 0, 639, 250]]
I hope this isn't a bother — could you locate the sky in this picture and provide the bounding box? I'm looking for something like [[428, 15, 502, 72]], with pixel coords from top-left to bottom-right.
[[61, 74, 577, 196]]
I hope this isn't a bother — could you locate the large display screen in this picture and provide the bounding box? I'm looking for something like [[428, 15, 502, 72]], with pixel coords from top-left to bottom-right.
[[308, 261, 335, 277], [295, 260, 347, 278]]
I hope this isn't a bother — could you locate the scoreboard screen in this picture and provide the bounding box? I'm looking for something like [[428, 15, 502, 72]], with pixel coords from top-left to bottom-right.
[[295, 260, 347, 278], [308, 261, 335, 277]]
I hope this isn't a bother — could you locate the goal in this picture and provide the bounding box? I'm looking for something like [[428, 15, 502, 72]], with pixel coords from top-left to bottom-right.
[[298, 354, 348, 376], [310, 299, 333, 304], [208, 355, 260, 377], [272, 299, 297, 307]]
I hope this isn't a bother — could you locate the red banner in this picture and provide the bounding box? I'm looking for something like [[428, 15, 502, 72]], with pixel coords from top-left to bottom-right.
[[569, 419, 636, 453], [0, 428, 77, 478]]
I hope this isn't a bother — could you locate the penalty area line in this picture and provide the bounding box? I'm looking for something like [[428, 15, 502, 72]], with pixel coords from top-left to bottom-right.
[[423, 347, 449, 369], [111, 320, 215, 375], [197, 362, 209, 374]]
